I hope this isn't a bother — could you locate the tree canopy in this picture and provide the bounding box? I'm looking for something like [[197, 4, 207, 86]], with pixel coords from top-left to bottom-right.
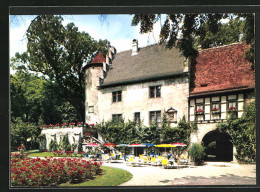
[[132, 13, 254, 64], [12, 15, 110, 122]]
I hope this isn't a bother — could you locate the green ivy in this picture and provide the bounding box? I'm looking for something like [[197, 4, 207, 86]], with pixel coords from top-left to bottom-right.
[[217, 101, 256, 162], [96, 114, 194, 147]]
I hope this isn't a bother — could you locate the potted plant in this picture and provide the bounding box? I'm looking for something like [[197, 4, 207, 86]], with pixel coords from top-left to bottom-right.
[[195, 109, 204, 115], [211, 107, 220, 114], [228, 106, 237, 112], [188, 143, 206, 165], [62, 122, 68, 127], [77, 122, 83, 127]]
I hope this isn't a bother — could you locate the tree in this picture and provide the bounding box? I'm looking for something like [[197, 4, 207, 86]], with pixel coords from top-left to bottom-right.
[[10, 118, 41, 151], [10, 72, 45, 124], [12, 15, 110, 122], [132, 13, 254, 66], [10, 72, 78, 126], [197, 18, 245, 49]]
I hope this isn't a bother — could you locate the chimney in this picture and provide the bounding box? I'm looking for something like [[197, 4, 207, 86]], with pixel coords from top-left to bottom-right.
[[132, 39, 138, 56], [197, 45, 202, 51]]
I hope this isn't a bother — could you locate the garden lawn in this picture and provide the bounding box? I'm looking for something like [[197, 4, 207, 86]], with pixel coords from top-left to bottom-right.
[[27, 151, 84, 158], [60, 166, 132, 186]]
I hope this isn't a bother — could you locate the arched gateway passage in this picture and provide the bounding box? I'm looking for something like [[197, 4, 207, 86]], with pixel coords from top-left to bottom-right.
[[202, 130, 233, 162]]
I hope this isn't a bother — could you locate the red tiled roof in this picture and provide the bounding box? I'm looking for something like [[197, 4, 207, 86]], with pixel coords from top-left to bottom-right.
[[190, 42, 255, 96], [90, 51, 106, 64]]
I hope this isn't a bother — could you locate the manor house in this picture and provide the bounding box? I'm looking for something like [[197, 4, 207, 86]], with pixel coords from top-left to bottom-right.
[[84, 40, 189, 127], [83, 40, 255, 162]]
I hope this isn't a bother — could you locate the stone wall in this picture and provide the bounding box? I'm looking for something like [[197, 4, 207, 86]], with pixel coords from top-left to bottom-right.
[[91, 76, 189, 126]]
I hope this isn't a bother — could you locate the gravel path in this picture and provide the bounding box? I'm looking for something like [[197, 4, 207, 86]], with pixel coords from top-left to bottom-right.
[[102, 161, 256, 186]]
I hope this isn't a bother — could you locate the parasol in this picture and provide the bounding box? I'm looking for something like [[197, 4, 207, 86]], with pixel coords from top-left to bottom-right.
[[86, 143, 99, 147], [155, 144, 176, 154], [103, 143, 116, 147]]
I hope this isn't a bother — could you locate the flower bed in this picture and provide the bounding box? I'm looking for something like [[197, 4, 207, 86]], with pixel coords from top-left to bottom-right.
[[11, 153, 103, 187]]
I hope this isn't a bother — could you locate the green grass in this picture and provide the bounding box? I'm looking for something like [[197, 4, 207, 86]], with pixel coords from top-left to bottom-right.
[[23, 150, 84, 158], [59, 166, 132, 187]]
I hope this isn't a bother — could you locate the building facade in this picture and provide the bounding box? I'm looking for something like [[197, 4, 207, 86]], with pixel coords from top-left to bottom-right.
[[84, 40, 190, 127], [83, 40, 255, 161], [188, 42, 255, 161]]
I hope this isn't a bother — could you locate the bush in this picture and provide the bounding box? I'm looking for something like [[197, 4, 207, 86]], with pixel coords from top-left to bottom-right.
[[49, 140, 58, 152], [10, 153, 103, 186], [217, 101, 256, 162], [188, 143, 206, 165]]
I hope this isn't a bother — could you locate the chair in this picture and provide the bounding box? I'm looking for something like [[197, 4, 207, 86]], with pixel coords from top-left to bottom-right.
[[129, 157, 134, 166], [151, 157, 156, 166], [155, 158, 162, 166], [162, 159, 168, 168]]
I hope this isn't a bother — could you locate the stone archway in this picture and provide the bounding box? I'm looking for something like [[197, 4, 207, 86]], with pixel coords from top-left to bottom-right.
[[202, 130, 233, 162]]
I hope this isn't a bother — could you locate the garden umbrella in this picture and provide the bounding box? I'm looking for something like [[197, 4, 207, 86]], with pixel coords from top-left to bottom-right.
[[141, 143, 155, 155], [116, 144, 129, 147], [171, 143, 187, 157], [155, 144, 176, 154], [141, 143, 155, 147], [86, 143, 99, 147], [128, 144, 146, 156], [103, 143, 116, 147], [171, 143, 187, 147], [116, 144, 129, 156]]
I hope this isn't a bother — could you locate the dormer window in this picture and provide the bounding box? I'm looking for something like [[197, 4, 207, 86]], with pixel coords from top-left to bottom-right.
[[149, 85, 161, 98], [112, 91, 122, 102]]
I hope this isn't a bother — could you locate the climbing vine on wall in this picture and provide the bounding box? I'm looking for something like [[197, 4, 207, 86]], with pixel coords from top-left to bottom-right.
[[96, 114, 196, 146], [216, 100, 256, 162]]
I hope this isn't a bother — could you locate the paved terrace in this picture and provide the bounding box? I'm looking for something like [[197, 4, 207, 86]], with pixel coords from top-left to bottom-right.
[[102, 161, 256, 186]]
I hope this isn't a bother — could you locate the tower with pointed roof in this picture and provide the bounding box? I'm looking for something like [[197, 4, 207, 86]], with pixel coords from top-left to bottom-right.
[[84, 49, 116, 125], [84, 51, 106, 125]]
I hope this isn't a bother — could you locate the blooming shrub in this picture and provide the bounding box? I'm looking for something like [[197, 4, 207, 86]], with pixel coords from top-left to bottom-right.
[[62, 123, 68, 127], [10, 153, 103, 187], [52, 150, 64, 157], [18, 144, 24, 150], [66, 151, 74, 157], [78, 151, 85, 157]]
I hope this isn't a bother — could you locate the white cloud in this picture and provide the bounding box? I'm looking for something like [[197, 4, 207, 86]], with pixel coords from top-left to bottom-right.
[[9, 17, 34, 59]]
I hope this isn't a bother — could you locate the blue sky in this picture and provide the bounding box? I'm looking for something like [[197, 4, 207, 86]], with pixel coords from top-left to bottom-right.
[[9, 14, 164, 60]]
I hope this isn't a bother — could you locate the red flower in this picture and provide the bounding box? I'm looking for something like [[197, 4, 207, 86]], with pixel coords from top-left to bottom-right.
[[55, 123, 60, 126], [228, 106, 237, 111], [196, 109, 204, 113], [211, 107, 220, 111], [84, 132, 91, 136], [18, 145, 24, 150], [62, 123, 68, 126]]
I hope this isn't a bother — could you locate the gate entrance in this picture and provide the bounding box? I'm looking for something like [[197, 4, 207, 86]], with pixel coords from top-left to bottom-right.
[[202, 130, 233, 162]]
